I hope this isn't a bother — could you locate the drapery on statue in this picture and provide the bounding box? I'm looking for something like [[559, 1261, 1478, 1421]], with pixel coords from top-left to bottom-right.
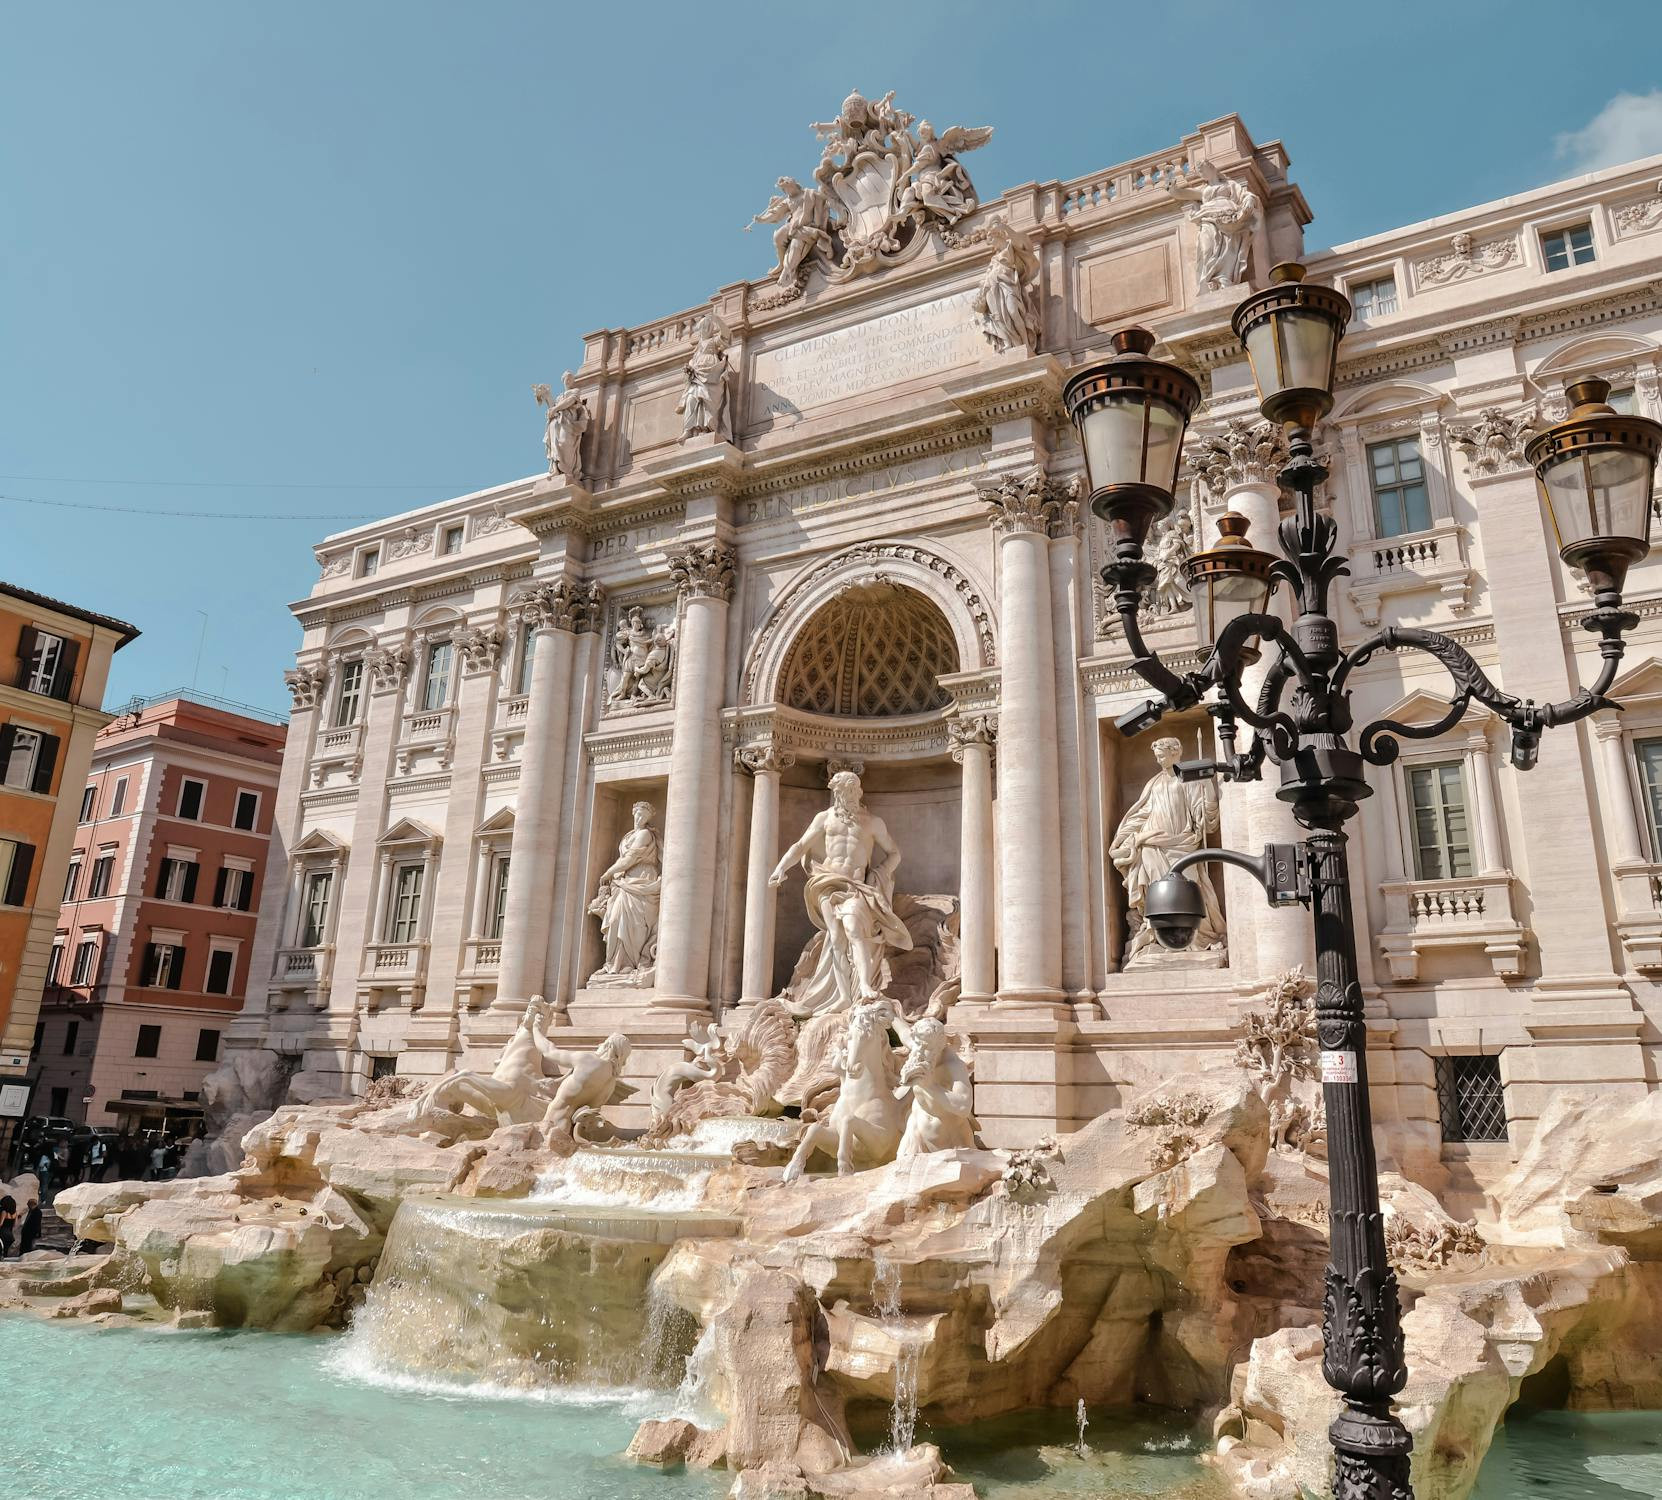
[[676, 313, 734, 443], [606, 606, 676, 707], [1146, 510, 1196, 616], [748, 175, 835, 292], [586, 801, 661, 987], [533, 373, 589, 484], [1110, 736, 1225, 966], [895, 1017, 976, 1157], [769, 770, 913, 1017], [895, 120, 993, 223], [1167, 159, 1260, 293], [971, 218, 1041, 354]]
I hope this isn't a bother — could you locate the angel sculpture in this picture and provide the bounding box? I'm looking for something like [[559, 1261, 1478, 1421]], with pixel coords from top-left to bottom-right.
[[533, 374, 588, 485], [896, 120, 993, 224]]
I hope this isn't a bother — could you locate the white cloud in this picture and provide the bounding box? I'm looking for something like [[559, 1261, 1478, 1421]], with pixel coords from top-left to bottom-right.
[[1555, 90, 1662, 173]]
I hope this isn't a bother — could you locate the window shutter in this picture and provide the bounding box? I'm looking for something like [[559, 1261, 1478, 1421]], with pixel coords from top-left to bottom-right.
[[155, 861, 171, 899], [213, 868, 228, 907], [142, 943, 158, 986], [30, 733, 59, 795], [14, 627, 37, 690], [52, 640, 79, 701], [169, 948, 186, 990], [0, 725, 13, 776], [237, 872, 254, 912], [3, 843, 32, 906], [181, 863, 198, 904]]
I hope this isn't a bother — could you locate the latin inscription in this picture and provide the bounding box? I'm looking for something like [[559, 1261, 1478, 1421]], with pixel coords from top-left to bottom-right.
[[745, 447, 984, 524], [748, 290, 985, 424], [592, 523, 668, 561]]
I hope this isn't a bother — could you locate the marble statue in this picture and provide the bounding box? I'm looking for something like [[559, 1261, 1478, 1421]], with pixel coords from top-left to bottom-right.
[[606, 606, 676, 707], [749, 176, 835, 293], [382, 996, 561, 1140], [1147, 510, 1195, 616], [1233, 967, 1326, 1154], [971, 219, 1041, 354], [770, 770, 913, 1017], [1168, 159, 1259, 293], [533, 373, 589, 485], [782, 998, 906, 1180], [587, 801, 661, 987], [894, 1017, 976, 1157], [649, 1021, 730, 1126], [1110, 737, 1225, 966], [677, 314, 734, 443], [895, 120, 993, 223], [540, 1032, 634, 1138]]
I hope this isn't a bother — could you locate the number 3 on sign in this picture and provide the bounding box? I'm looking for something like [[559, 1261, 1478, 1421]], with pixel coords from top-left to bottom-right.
[[1320, 1050, 1358, 1085]]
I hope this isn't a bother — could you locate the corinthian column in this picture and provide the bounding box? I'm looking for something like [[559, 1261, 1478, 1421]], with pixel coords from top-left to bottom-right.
[[494, 578, 603, 1008], [736, 744, 794, 1005], [1190, 419, 1314, 981], [654, 541, 737, 1010], [980, 471, 1066, 1008], [950, 715, 997, 1003]]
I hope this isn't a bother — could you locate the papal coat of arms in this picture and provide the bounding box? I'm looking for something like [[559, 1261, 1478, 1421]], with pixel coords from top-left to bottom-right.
[[747, 89, 993, 299]]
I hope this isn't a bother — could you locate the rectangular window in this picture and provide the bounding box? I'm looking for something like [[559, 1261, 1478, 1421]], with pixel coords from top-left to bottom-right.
[[18, 628, 74, 699], [204, 949, 234, 996], [234, 790, 259, 831], [1405, 761, 1474, 881], [370, 1053, 398, 1081], [517, 628, 537, 697], [442, 525, 464, 556], [1350, 274, 1398, 320], [70, 938, 98, 986], [357, 548, 379, 578], [79, 783, 97, 821], [300, 871, 333, 947], [62, 1019, 78, 1056], [216, 865, 253, 911], [386, 862, 424, 944], [1367, 437, 1432, 538], [110, 777, 128, 817], [422, 641, 453, 712], [196, 1027, 222, 1063], [0, 838, 34, 907], [135, 1024, 161, 1059], [1636, 738, 1662, 859], [47, 940, 64, 986], [87, 854, 114, 899], [176, 778, 205, 821], [48, 1086, 68, 1118], [487, 854, 511, 939], [155, 857, 199, 904], [1542, 222, 1596, 272], [1435, 1055, 1508, 1143], [142, 942, 184, 990], [63, 857, 82, 902], [334, 659, 364, 727], [1, 727, 49, 792]]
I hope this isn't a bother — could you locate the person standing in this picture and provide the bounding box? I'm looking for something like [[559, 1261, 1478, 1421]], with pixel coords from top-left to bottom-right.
[[0, 1196, 16, 1259], [33, 1146, 53, 1201], [18, 1199, 41, 1257], [87, 1136, 109, 1182]]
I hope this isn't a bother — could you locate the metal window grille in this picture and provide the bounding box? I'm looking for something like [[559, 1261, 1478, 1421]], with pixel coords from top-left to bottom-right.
[[1436, 1055, 1508, 1142]]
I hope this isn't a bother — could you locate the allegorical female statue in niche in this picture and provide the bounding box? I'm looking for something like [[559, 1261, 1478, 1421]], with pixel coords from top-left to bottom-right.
[[587, 801, 661, 987]]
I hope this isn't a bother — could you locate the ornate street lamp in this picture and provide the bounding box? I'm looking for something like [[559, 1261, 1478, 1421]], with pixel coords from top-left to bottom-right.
[[1069, 266, 1661, 1500]]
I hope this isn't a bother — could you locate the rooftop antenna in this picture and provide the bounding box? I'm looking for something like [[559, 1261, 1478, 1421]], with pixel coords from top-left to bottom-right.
[[191, 611, 209, 689]]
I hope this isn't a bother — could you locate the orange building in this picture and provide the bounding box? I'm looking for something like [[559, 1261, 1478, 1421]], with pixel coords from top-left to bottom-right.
[[0, 583, 137, 1132]]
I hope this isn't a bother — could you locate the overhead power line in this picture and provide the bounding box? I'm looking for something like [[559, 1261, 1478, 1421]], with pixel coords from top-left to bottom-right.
[[1, 491, 380, 522], [0, 473, 472, 491]]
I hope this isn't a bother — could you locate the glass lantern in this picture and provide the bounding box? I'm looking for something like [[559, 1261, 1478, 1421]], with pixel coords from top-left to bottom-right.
[[1231, 264, 1351, 436], [1182, 512, 1278, 653]]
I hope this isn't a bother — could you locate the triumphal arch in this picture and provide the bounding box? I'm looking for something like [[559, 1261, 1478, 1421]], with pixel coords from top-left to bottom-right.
[[249, 92, 1662, 1181]]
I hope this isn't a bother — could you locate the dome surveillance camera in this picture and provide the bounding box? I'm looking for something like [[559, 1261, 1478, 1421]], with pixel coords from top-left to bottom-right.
[[1143, 872, 1206, 949]]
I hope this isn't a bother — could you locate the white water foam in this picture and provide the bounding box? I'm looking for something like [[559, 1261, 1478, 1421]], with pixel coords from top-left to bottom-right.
[[528, 1149, 715, 1214], [873, 1255, 922, 1456]]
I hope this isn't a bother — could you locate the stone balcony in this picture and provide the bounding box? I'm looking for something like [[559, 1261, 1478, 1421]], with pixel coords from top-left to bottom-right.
[[490, 695, 529, 761], [1612, 862, 1662, 971], [396, 705, 455, 774], [1376, 872, 1526, 981], [1346, 518, 1472, 625], [309, 721, 364, 786], [271, 945, 334, 1009], [358, 941, 430, 1009]]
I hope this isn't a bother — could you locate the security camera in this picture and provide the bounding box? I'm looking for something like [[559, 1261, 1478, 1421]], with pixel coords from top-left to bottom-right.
[[1143, 872, 1206, 949], [1114, 696, 1168, 738]]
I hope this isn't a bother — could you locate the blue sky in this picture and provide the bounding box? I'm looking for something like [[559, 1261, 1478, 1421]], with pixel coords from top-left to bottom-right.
[[6, 2, 1662, 711]]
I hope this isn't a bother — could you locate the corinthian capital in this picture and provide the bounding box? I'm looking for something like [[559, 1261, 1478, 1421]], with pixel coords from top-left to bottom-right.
[[977, 468, 1081, 536], [1185, 416, 1288, 496], [948, 714, 997, 763], [283, 663, 327, 711], [521, 579, 605, 634], [735, 744, 795, 776], [668, 540, 738, 602], [363, 644, 411, 693]]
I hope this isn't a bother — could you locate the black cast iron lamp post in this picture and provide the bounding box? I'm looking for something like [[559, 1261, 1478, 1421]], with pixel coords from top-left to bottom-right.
[[1066, 264, 1662, 1500]]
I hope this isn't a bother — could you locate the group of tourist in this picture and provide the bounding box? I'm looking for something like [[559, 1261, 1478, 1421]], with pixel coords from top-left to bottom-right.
[[0, 1194, 42, 1257]]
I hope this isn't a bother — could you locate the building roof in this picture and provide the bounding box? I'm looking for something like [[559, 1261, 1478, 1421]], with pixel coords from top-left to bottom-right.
[[0, 581, 140, 647]]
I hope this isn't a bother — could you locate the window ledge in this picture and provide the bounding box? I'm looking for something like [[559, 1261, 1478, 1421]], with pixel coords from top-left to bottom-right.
[[1346, 519, 1472, 625], [1378, 872, 1525, 980]]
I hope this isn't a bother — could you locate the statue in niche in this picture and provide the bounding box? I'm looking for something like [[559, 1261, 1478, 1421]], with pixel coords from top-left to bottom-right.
[[540, 1033, 635, 1140], [770, 770, 913, 1017], [895, 1017, 977, 1158], [677, 313, 734, 444], [971, 219, 1041, 354], [1110, 736, 1226, 967], [1146, 510, 1196, 617], [586, 801, 661, 987], [533, 373, 589, 485], [606, 606, 677, 707], [1167, 159, 1260, 293], [748, 176, 836, 293]]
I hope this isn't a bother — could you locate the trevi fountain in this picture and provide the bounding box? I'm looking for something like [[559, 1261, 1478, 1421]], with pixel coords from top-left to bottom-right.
[[12, 93, 1662, 1500]]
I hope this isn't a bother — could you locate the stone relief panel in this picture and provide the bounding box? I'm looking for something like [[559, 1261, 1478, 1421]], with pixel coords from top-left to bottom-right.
[[1446, 407, 1537, 477], [1079, 243, 1173, 328], [603, 598, 678, 714], [1413, 232, 1519, 289], [1613, 183, 1662, 239]]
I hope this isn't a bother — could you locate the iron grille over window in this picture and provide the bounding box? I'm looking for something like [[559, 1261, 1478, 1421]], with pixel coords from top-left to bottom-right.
[[1435, 1054, 1508, 1142]]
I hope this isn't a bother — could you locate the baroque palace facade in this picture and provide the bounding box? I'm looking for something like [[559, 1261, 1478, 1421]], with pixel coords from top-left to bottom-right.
[[242, 103, 1662, 1190]]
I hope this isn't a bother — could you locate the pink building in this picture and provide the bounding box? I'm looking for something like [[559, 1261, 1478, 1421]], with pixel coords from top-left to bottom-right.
[[31, 693, 286, 1134]]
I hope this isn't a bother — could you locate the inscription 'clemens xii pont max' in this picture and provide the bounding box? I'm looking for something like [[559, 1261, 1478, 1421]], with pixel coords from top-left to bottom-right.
[[748, 290, 986, 423]]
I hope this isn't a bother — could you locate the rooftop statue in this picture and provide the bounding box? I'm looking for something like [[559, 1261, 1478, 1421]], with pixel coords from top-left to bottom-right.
[[971, 218, 1041, 354], [1167, 158, 1259, 293], [533, 373, 588, 485], [676, 313, 734, 443]]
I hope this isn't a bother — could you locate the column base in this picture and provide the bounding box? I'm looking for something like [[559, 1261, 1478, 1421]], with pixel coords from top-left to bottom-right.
[[992, 985, 1069, 1017], [648, 990, 714, 1015]]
